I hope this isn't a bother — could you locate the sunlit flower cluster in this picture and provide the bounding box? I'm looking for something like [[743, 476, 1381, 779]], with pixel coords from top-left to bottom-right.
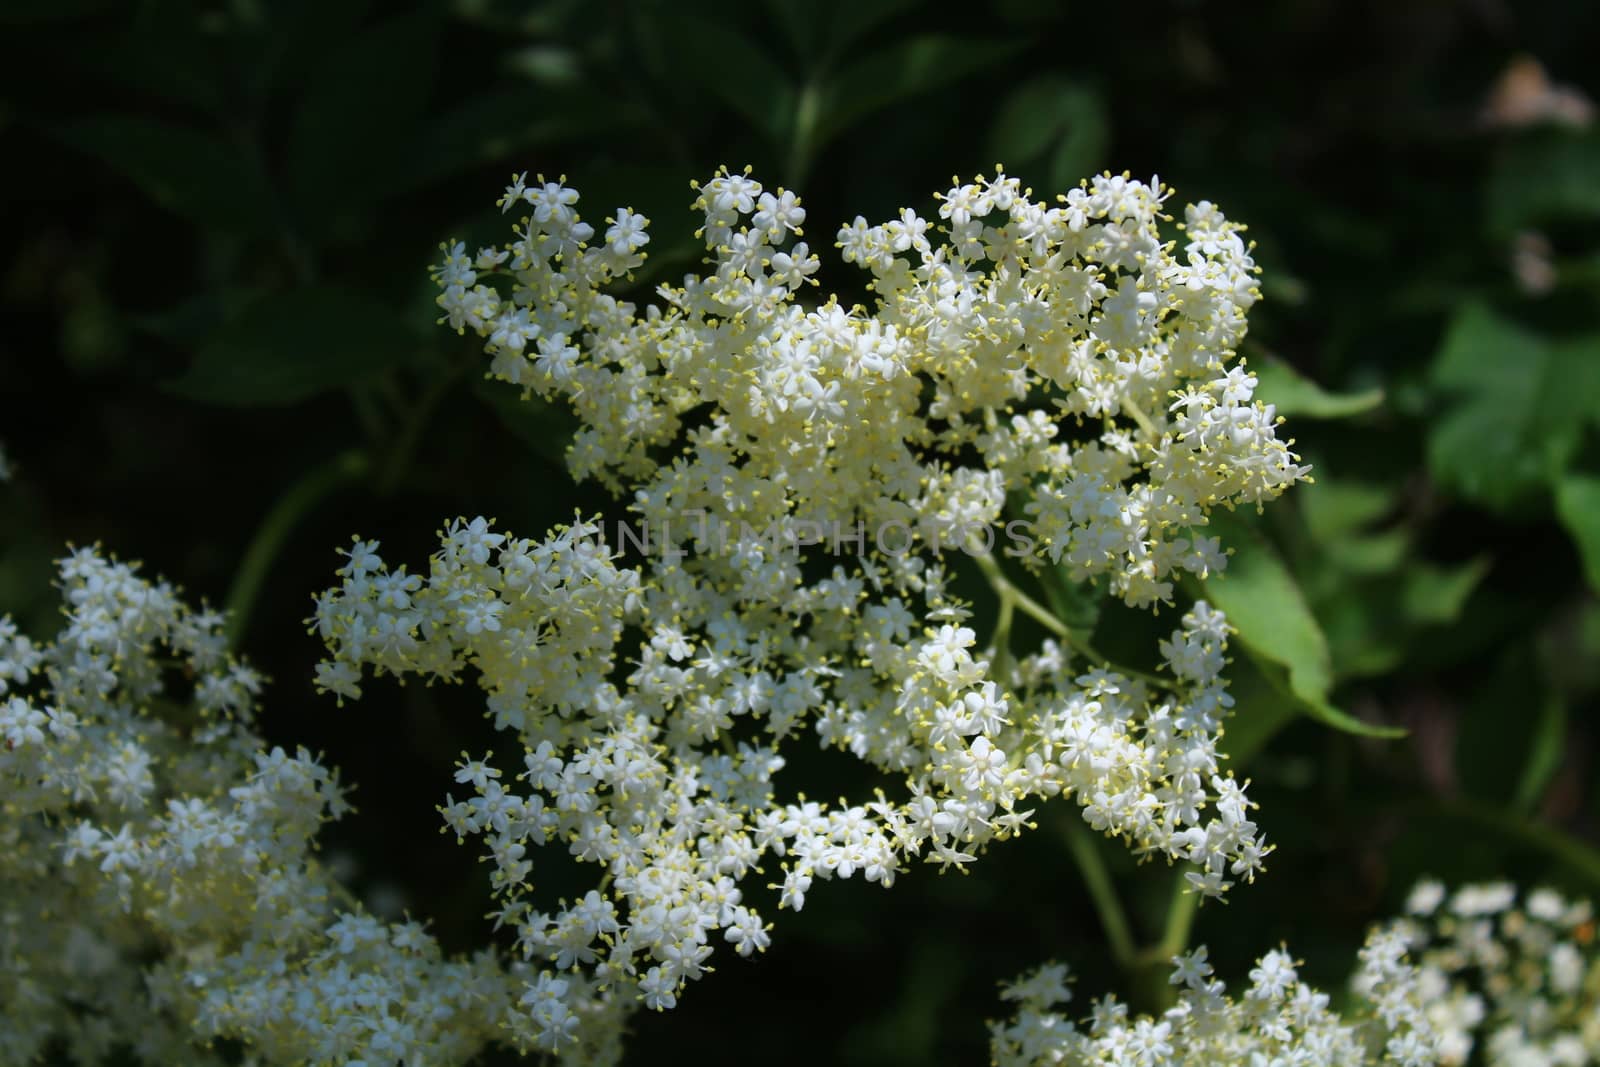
[[4, 166, 1319, 1063], [309, 165, 1313, 1047], [990, 926, 1440, 1066]]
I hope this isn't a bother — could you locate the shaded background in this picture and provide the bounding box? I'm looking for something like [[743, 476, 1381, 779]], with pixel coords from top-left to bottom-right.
[[3, 0, 1600, 1062]]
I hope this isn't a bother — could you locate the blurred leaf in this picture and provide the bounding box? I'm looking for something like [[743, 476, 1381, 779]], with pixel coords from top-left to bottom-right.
[[1222, 654, 1299, 767], [398, 88, 645, 192], [1299, 480, 1394, 543], [1401, 557, 1491, 625], [1252, 359, 1383, 419], [1487, 130, 1600, 235], [1421, 799, 1600, 891], [68, 0, 229, 114], [1513, 694, 1567, 815], [1427, 303, 1600, 511], [1456, 647, 1556, 807], [1318, 557, 1491, 679], [1555, 474, 1600, 591], [169, 287, 413, 406], [1040, 569, 1102, 641], [759, 0, 821, 60], [285, 11, 441, 243], [814, 36, 1024, 153], [654, 17, 794, 146], [1323, 529, 1411, 577], [54, 117, 269, 233], [985, 76, 1107, 190], [1202, 509, 1402, 738], [471, 378, 575, 471], [821, 0, 920, 57], [0, 0, 111, 19]]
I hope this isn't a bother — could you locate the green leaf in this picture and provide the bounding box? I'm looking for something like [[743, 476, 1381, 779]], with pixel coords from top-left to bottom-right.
[[821, 0, 920, 56], [471, 379, 576, 472], [397, 88, 645, 193], [1251, 359, 1383, 419], [654, 17, 794, 146], [1555, 474, 1600, 592], [54, 117, 270, 233], [985, 76, 1107, 190], [1322, 529, 1411, 577], [1039, 569, 1102, 641], [1422, 799, 1600, 891], [1299, 480, 1394, 543], [1316, 557, 1491, 680], [1223, 654, 1301, 767], [814, 36, 1024, 153], [0, 0, 110, 19], [1426, 303, 1600, 511], [1513, 694, 1567, 815], [284, 11, 440, 243], [1202, 509, 1403, 739], [1400, 557, 1492, 625], [169, 287, 413, 406], [1487, 129, 1600, 236]]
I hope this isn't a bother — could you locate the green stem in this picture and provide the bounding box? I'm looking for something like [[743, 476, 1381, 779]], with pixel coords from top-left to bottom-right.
[[1060, 816, 1136, 970], [225, 449, 369, 646], [972, 552, 1070, 642], [1121, 394, 1159, 439], [376, 365, 464, 496], [1156, 869, 1200, 959], [990, 587, 1016, 681], [786, 78, 822, 189], [975, 552, 1169, 689]]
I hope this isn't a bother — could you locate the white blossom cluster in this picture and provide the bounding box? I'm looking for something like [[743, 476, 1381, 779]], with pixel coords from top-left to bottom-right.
[[312, 515, 1264, 1048], [0, 549, 537, 1066], [1399, 880, 1600, 1066], [434, 166, 1308, 607], [990, 926, 1440, 1066], [306, 166, 1304, 1049]]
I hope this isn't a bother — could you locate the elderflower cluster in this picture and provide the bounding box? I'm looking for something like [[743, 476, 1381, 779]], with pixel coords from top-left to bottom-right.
[[1399, 880, 1600, 1065], [435, 166, 1308, 607], [0, 550, 529, 1066], [299, 164, 1306, 1048], [991, 928, 1439, 1066], [312, 515, 1266, 1047]]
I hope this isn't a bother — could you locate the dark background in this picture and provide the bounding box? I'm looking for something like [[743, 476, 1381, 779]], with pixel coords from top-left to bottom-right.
[[4, 0, 1600, 1062]]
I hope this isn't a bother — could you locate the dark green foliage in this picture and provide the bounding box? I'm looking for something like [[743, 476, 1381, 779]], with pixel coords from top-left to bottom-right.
[[3, 0, 1600, 1062]]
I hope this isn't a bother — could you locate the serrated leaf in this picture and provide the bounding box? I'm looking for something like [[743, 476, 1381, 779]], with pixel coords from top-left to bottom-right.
[[168, 287, 412, 406], [54, 117, 269, 233], [1203, 509, 1403, 739], [1556, 474, 1600, 592], [1251, 359, 1382, 419]]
